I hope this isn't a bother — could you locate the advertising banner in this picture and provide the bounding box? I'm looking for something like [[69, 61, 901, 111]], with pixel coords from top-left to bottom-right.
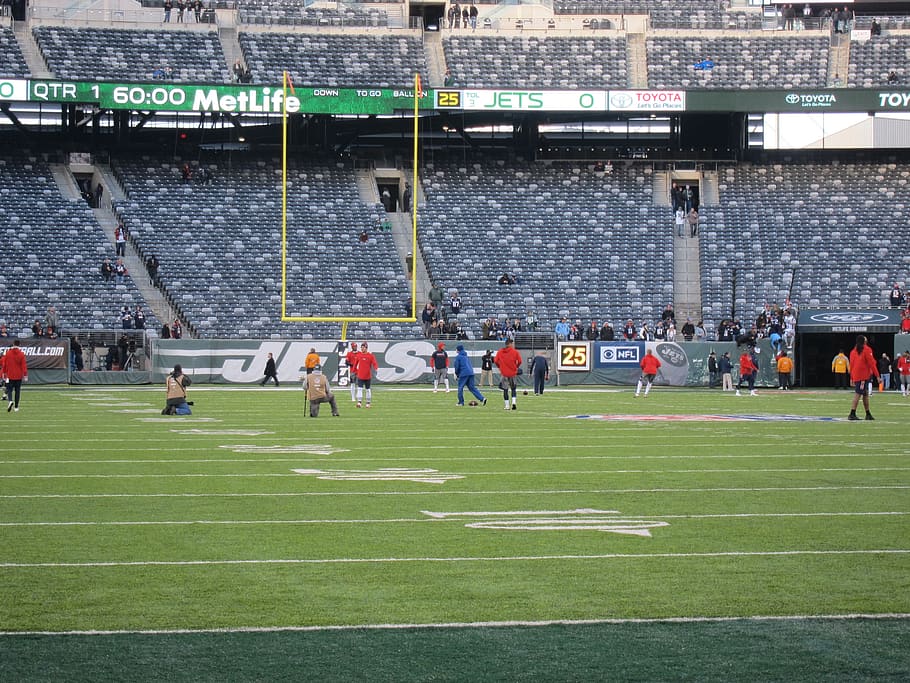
[[0, 338, 70, 385], [153, 339, 783, 387]]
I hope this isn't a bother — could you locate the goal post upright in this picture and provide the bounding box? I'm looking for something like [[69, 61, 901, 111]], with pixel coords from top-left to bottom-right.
[[279, 71, 422, 339]]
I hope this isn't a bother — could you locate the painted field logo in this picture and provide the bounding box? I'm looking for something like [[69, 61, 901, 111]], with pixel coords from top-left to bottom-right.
[[293, 468, 464, 484], [568, 414, 841, 422], [422, 509, 668, 537]]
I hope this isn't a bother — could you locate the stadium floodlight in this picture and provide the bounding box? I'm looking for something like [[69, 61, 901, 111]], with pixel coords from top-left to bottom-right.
[[279, 71, 420, 338]]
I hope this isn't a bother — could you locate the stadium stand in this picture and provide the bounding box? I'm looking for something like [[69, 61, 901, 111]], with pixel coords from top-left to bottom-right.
[[417, 159, 673, 333], [647, 35, 829, 90], [31, 26, 231, 83], [239, 32, 426, 87], [847, 34, 910, 88], [238, 1, 390, 28], [442, 35, 629, 89], [112, 158, 416, 339], [699, 161, 910, 327], [0, 26, 30, 78], [0, 157, 157, 336]]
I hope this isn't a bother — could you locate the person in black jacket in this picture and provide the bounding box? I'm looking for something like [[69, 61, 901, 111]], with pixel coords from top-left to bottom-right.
[[530, 352, 550, 395], [708, 350, 718, 388], [261, 352, 279, 386]]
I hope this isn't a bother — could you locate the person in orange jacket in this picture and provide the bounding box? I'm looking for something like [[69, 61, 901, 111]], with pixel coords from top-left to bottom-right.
[[776, 350, 794, 390], [494, 338, 522, 410], [848, 335, 880, 420], [2, 339, 28, 412], [635, 348, 662, 397], [737, 348, 758, 396]]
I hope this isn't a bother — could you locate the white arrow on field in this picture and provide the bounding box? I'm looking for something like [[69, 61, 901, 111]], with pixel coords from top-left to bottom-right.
[[420, 508, 669, 537]]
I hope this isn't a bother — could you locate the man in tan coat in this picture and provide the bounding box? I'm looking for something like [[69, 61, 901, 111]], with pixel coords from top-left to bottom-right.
[[304, 365, 339, 417]]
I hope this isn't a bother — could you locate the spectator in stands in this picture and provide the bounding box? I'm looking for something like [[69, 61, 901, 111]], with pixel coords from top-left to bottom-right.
[[0, 324, 8, 338], [115, 222, 127, 256], [161, 322, 171, 339], [121, 306, 133, 330], [638, 322, 653, 341], [498, 273, 516, 285], [871, 18, 881, 37], [100, 258, 113, 282], [782, 4, 795, 30], [421, 302, 436, 337], [450, 291, 462, 317], [526, 311, 538, 331], [95, 182, 104, 209], [194, 0, 203, 22], [402, 182, 412, 212], [585, 321, 599, 341], [694, 320, 707, 342], [171, 319, 183, 339], [428, 282, 445, 311], [147, 254, 159, 286], [599, 321, 614, 341], [469, 3, 478, 30], [31, 320, 43, 337], [888, 71, 899, 84], [622, 320, 636, 340], [687, 207, 699, 237], [359, 229, 369, 243], [681, 318, 695, 341], [114, 258, 127, 284], [181, 163, 192, 183], [447, 4, 456, 29], [176, 0, 185, 23], [889, 283, 903, 307], [133, 306, 146, 330], [232, 59, 244, 83], [666, 321, 677, 341], [675, 206, 686, 237], [163, 0, 173, 22], [461, 5, 469, 28], [554, 317, 570, 340], [44, 306, 59, 334]]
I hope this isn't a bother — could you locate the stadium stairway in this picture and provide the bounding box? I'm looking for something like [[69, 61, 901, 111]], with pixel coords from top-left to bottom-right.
[[828, 32, 850, 85], [90, 165, 184, 335], [423, 31, 447, 87], [11, 20, 52, 78], [627, 32, 649, 89], [673, 227, 703, 323]]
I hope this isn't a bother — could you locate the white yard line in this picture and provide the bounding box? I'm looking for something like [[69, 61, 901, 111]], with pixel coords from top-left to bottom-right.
[[2, 549, 908, 569], [0, 511, 907, 528], [1, 485, 906, 499], [4, 612, 910, 637], [1, 467, 908, 479]]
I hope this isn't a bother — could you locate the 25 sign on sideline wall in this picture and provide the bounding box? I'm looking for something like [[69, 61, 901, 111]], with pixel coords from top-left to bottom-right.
[[557, 342, 590, 372]]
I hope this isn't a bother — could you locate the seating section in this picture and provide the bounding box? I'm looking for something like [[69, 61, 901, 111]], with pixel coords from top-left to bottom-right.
[[238, 1, 389, 28], [0, 27, 29, 78], [0, 158, 157, 337], [32, 26, 231, 82], [442, 36, 628, 89], [847, 35, 910, 88], [418, 160, 673, 332], [647, 36, 829, 90], [700, 162, 910, 328], [239, 32, 425, 87], [112, 158, 415, 339]]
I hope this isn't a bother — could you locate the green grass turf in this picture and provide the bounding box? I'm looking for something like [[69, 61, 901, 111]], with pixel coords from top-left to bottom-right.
[[1, 384, 908, 679]]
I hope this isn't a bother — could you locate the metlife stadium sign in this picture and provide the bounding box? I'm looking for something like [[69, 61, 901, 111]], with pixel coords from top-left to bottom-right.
[[797, 309, 903, 333], [3, 78, 910, 114]]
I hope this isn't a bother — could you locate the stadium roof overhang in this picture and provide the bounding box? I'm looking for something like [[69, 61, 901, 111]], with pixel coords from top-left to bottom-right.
[[797, 308, 903, 333]]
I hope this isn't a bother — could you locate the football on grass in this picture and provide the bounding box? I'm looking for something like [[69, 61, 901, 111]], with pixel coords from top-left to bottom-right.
[[468, 400, 478, 406]]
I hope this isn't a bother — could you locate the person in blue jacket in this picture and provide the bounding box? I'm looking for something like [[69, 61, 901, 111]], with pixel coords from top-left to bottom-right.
[[530, 351, 550, 395], [453, 344, 487, 407]]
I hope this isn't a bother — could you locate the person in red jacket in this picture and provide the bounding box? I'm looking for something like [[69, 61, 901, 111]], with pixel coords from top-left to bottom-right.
[[345, 342, 359, 402], [354, 342, 379, 408], [2, 339, 28, 412], [494, 338, 522, 410], [848, 335, 880, 420], [897, 350, 910, 398], [736, 348, 758, 396], [635, 348, 662, 397]]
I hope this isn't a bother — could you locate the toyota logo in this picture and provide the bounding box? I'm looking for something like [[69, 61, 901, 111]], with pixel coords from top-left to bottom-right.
[[785, 93, 800, 104], [610, 93, 633, 109]]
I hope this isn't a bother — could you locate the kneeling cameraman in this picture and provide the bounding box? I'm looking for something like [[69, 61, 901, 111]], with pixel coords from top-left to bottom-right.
[[163, 364, 192, 415]]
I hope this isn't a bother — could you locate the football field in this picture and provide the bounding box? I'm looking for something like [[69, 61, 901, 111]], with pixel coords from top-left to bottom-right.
[[1, 384, 908, 680]]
